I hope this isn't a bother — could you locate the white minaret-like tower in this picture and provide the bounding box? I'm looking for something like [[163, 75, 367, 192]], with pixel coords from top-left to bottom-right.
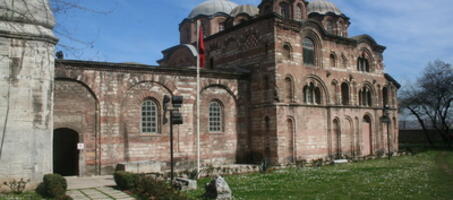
[[0, 0, 57, 188]]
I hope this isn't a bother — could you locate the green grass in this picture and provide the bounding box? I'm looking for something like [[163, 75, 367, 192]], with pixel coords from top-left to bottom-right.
[[186, 151, 453, 200], [0, 192, 49, 200]]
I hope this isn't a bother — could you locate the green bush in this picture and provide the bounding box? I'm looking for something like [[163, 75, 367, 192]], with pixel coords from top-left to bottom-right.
[[114, 171, 138, 190], [36, 174, 68, 199], [134, 176, 189, 200]]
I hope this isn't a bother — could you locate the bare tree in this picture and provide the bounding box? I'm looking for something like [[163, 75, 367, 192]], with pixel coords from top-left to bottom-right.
[[49, 0, 113, 58], [400, 60, 453, 148]]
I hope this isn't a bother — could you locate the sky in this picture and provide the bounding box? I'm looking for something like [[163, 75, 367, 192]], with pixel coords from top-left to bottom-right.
[[55, 0, 453, 86]]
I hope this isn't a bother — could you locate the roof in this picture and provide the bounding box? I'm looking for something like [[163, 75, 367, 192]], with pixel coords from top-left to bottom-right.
[[188, 0, 238, 19], [307, 0, 342, 16], [55, 60, 250, 79], [230, 4, 259, 17]]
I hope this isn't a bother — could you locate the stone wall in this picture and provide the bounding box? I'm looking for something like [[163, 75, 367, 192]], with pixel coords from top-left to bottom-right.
[[0, 0, 57, 187], [54, 61, 250, 175]]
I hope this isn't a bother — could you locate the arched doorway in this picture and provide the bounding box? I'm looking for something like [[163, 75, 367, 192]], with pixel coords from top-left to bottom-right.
[[53, 128, 79, 176], [362, 116, 373, 156]]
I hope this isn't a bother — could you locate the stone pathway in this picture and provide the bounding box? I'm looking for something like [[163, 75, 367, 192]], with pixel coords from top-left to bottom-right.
[[65, 176, 135, 200], [67, 187, 135, 200]]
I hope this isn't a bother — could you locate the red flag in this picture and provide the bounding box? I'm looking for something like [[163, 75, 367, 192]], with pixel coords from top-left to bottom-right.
[[198, 24, 205, 68]]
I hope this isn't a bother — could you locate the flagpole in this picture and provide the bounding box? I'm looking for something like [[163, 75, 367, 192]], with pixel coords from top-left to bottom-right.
[[196, 20, 201, 177]]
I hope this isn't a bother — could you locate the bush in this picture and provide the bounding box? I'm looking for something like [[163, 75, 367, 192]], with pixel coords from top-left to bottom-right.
[[36, 174, 68, 199], [3, 178, 30, 194], [134, 176, 189, 200], [114, 171, 138, 190]]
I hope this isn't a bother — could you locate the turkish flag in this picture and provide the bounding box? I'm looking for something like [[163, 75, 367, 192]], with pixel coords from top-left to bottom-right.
[[198, 24, 205, 68]]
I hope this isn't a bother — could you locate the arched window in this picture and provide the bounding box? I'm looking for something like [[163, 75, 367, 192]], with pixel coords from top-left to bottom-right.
[[304, 82, 322, 104], [342, 55, 348, 68], [283, 44, 292, 60], [326, 20, 335, 34], [219, 22, 225, 32], [285, 77, 294, 102], [142, 99, 159, 133], [383, 87, 389, 106], [280, 2, 291, 19], [209, 101, 223, 132], [330, 53, 336, 68], [303, 37, 315, 65], [357, 54, 370, 72], [341, 83, 350, 105], [295, 3, 303, 20], [359, 87, 372, 107]]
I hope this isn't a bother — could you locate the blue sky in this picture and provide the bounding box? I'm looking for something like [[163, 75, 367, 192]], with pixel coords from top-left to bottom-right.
[[55, 0, 453, 86]]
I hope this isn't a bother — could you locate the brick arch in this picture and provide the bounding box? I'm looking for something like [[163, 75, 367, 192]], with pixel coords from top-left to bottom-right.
[[301, 27, 324, 68], [197, 84, 239, 165], [201, 84, 238, 103], [55, 77, 99, 103], [293, 0, 307, 20], [53, 78, 100, 176], [126, 79, 176, 96], [120, 81, 172, 133], [360, 81, 377, 105], [303, 75, 330, 104], [357, 45, 376, 72]]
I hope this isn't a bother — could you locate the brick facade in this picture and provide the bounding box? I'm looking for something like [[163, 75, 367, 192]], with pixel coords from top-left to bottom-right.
[[53, 0, 400, 175]]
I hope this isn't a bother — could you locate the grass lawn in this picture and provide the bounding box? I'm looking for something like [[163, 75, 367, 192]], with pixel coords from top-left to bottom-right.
[[186, 150, 453, 200]]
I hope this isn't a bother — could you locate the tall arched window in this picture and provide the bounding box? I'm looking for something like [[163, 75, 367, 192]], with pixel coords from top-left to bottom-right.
[[285, 77, 294, 102], [283, 43, 292, 60], [359, 87, 372, 107], [357, 54, 370, 72], [342, 55, 348, 68], [142, 99, 159, 133], [330, 53, 336, 68], [383, 86, 389, 106], [303, 37, 315, 65], [304, 82, 322, 104], [280, 2, 290, 19], [341, 83, 350, 105], [209, 101, 223, 132]]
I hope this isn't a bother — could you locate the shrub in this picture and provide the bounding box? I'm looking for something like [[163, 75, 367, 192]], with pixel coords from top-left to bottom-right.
[[3, 178, 30, 194], [36, 174, 67, 199], [134, 176, 189, 200], [114, 171, 138, 190]]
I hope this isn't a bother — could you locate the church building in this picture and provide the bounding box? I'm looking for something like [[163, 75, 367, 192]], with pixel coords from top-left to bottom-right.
[[0, 0, 400, 183]]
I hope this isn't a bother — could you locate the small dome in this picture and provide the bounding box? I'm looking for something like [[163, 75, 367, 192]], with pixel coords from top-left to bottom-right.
[[307, 0, 342, 15], [188, 0, 238, 19], [230, 5, 259, 17]]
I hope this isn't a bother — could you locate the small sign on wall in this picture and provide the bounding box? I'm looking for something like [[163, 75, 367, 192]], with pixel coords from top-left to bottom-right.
[[77, 143, 85, 150]]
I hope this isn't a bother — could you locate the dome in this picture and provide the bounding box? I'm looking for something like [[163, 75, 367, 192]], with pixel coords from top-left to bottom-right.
[[230, 5, 259, 17], [0, 0, 55, 28], [307, 0, 342, 15], [188, 0, 238, 19]]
